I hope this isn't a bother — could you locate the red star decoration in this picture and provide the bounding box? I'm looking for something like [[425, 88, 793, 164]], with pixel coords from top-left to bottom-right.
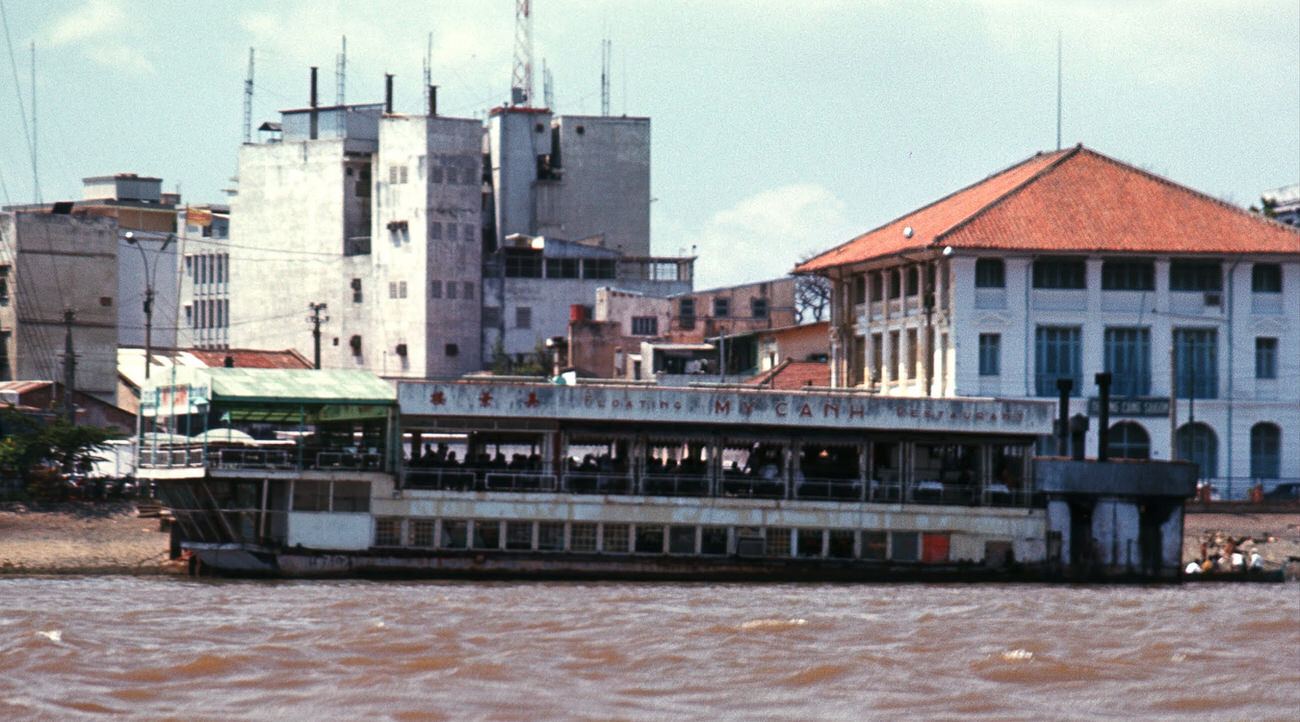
[[430, 391, 446, 405], [525, 392, 540, 408], [479, 390, 494, 407]]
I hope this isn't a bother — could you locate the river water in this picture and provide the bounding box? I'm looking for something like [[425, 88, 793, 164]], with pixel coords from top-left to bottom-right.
[[1, 578, 1296, 720]]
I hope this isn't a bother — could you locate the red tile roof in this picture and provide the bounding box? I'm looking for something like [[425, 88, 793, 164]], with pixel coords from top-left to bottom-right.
[[795, 145, 1300, 273], [746, 360, 830, 390], [186, 348, 313, 370]]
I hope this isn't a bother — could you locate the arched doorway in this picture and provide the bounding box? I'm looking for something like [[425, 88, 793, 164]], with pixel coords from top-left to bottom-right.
[[1176, 422, 1218, 480], [1108, 421, 1150, 460]]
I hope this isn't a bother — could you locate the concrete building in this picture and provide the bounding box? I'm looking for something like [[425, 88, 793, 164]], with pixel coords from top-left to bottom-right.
[[1261, 184, 1299, 227], [176, 205, 231, 350], [0, 212, 119, 403], [488, 109, 651, 256], [230, 75, 688, 379], [483, 234, 692, 366], [795, 145, 1300, 494]]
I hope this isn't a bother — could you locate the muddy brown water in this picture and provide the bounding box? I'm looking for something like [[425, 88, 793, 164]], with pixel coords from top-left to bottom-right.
[[2, 578, 1296, 719]]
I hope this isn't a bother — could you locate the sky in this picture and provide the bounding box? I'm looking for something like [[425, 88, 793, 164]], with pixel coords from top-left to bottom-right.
[[1, 0, 1297, 289]]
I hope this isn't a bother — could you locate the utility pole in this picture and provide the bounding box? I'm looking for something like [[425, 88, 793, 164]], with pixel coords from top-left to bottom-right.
[[62, 308, 76, 422], [307, 302, 329, 369]]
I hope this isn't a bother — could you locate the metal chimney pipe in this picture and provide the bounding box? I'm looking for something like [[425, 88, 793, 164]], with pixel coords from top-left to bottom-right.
[[385, 73, 394, 114], [1095, 372, 1112, 462], [309, 66, 319, 139], [429, 85, 437, 116], [1055, 378, 1073, 457]]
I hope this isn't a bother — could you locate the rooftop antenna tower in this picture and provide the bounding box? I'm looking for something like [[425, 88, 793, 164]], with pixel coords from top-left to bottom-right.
[[510, 0, 533, 106], [335, 36, 347, 106], [422, 32, 432, 110], [600, 37, 611, 116], [242, 48, 254, 143]]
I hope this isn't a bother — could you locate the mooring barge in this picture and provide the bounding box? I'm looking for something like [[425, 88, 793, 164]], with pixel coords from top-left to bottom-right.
[[137, 367, 1196, 581]]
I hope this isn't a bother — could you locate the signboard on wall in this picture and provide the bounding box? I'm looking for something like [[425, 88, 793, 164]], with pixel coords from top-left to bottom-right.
[[1086, 396, 1170, 418]]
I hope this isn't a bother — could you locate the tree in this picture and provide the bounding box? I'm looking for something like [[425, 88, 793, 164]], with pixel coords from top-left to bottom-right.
[[489, 338, 551, 377], [0, 404, 120, 495], [1249, 196, 1278, 218], [793, 268, 831, 324]]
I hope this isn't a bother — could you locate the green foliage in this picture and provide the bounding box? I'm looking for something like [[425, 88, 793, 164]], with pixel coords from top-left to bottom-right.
[[1249, 196, 1278, 218], [489, 338, 550, 377], [0, 404, 119, 479]]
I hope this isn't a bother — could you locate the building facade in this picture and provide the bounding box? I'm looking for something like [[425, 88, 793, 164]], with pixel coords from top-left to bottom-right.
[[0, 212, 119, 403], [796, 146, 1300, 492]]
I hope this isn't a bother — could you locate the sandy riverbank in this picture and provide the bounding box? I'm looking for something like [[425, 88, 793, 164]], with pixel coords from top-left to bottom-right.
[[0, 502, 173, 575], [2, 501, 1297, 578]]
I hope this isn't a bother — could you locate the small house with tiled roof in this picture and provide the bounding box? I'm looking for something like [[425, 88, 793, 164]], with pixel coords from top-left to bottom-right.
[[794, 145, 1299, 489]]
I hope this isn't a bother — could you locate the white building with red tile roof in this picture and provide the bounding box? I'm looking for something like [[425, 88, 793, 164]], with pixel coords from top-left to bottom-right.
[[795, 145, 1300, 493]]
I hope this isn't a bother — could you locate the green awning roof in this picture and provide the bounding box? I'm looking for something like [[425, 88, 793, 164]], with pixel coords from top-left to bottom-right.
[[203, 368, 396, 405]]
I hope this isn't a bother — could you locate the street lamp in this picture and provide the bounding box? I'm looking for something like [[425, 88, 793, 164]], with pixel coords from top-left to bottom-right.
[[124, 231, 173, 380]]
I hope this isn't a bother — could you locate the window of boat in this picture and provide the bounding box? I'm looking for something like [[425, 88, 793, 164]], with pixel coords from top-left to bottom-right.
[[375, 518, 401, 546], [570, 523, 598, 552], [332, 481, 370, 512], [634, 525, 665, 554], [766, 528, 791, 557], [828, 530, 855, 559], [871, 442, 900, 486], [505, 521, 533, 550], [409, 519, 435, 547], [441, 519, 468, 548], [796, 529, 823, 558], [701, 526, 728, 555], [668, 525, 695, 555], [861, 531, 887, 560], [471, 520, 501, 550], [891, 531, 920, 562], [538, 522, 564, 551], [735, 527, 765, 556], [292, 481, 330, 511], [720, 439, 788, 498], [992, 445, 1028, 489], [601, 523, 630, 553]]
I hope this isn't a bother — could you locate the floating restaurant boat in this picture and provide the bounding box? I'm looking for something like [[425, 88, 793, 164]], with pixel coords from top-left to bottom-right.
[[137, 368, 1197, 581]]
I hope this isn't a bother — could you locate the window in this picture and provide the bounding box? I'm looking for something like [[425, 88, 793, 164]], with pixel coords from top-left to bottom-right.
[[441, 520, 468, 548], [1101, 259, 1154, 290], [389, 282, 398, 299], [505, 521, 532, 550], [1252, 263, 1282, 293], [888, 269, 901, 299], [1170, 259, 1221, 291], [331, 481, 370, 512], [852, 276, 866, 305], [631, 316, 658, 336], [482, 307, 501, 327], [701, 527, 727, 555], [537, 522, 564, 551], [678, 297, 695, 319], [446, 282, 456, 300], [712, 297, 730, 318], [0, 276, 9, 305], [751, 297, 769, 319], [445, 343, 458, 357], [1104, 328, 1151, 397], [602, 523, 629, 553], [583, 259, 616, 279], [869, 272, 884, 301], [978, 334, 1001, 376], [1035, 326, 1082, 396], [0, 330, 10, 381], [634, 525, 664, 554], [471, 520, 500, 550], [409, 519, 435, 547], [430, 221, 442, 241], [1255, 337, 1277, 379], [974, 258, 1005, 288], [1032, 258, 1086, 289], [1109, 422, 1150, 460], [351, 278, 362, 303], [1250, 423, 1281, 478], [462, 224, 475, 243], [890, 531, 920, 561], [1174, 329, 1217, 399], [905, 329, 918, 380], [430, 280, 442, 299], [668, 526, 695, 554], [797, 529, 823, 558], [570, 523, 597, 551], [463, 282, 474, 300], [399, 281, 407, 299], [292, 481, 330, 511], [904, 266, 919, 296], [375, 518, 401, 546], [504, 250, 543, 278], [546, 258, 580, 278], [766, 528, 791, 557], [515, 306, 532, 329]]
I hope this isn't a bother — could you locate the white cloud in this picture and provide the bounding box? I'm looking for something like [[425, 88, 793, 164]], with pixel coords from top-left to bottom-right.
[[682, 184, 857, 289], [48, 0, 153, 74], [49, 0, 124, 45]]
